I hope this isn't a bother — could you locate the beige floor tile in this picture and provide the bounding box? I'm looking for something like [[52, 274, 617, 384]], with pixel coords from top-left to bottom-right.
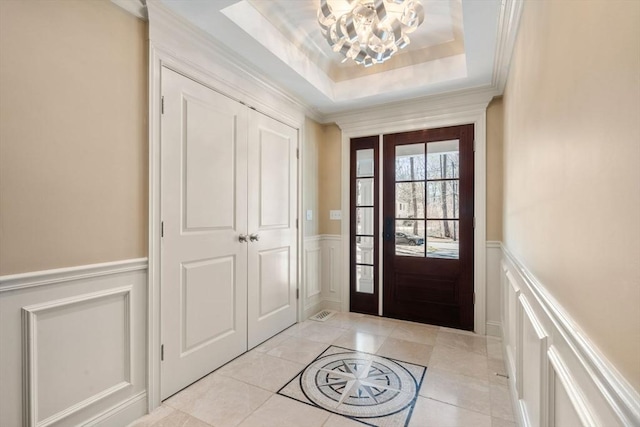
[[492, 417, 517, 427], [165, 374, 271, 427], [376, 337, 432, 366], [351, 316, 398, 336], [217, 351, 304, 392], [266, 336, 329, 364], [332, 329, 387, 353], [409, 397, 492, 427], [324, 312, 363, 330], [251, 333, 291, 353], [390, 322, 439, 345], [488, 358, 510, 386], [287, 322, 347, 344], [490, 384, 515, 422], [429, 343, 489, 380], [322, 414, 363, 427], [126, 405, 175, 427], [436, 330, 488, 355], [487, 337, 504, 360], [419, 368, 491, 415], [238, 395, 330, 427], [150, 409, 212, 427], [281, 321, 313, 336]]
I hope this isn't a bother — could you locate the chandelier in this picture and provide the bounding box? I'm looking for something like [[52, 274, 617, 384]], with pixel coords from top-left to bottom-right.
[[317, 0, 424, 67]]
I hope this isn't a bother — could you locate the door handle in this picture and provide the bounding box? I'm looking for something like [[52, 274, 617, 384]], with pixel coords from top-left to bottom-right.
[[238, 234, 249, 243], [249, 233, 260, 242], [383, 217, 393, 241]]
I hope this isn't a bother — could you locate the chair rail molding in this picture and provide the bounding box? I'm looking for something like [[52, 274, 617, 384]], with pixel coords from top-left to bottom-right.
[[500, 245, 640, 427]]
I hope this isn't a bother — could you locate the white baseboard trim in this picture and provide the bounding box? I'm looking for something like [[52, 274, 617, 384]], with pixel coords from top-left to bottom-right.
[[0, 258, 148, 292], [486, 320, 503, 338], [85, 391, 147, 427], [500, 244, 640, 427]]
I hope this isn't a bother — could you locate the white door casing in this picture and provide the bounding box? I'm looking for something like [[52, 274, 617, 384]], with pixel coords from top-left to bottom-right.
[[160, 68, 248, 399], [247, 110, 298, 348]]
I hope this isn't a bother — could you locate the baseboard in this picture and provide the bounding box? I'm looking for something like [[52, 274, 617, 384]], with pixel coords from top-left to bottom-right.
[[486, 320, 503, 338], [500, 245, 640, 427], [85, 391, 148, 427]]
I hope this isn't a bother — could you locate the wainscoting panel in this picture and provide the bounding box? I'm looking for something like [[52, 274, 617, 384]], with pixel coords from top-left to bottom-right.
[[500, 247, 640, 427], [0, 259, 148, 427], [486, 241, 504, 337], [302, 235, 343, 320]]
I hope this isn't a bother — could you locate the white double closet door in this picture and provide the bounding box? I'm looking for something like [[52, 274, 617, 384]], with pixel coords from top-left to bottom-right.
[[160, 68, 298, 399]]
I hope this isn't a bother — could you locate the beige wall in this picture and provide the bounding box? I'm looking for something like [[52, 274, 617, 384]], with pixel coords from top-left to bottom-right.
[[303, 118, 321, 237], [319, 124, 342, 235], [503, 0, 640, 391], [486, 97, 504, 242], [0, 0, 148, 275]]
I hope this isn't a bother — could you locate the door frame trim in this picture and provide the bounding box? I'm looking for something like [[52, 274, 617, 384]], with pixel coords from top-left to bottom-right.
[[337, 101, 490, 335], [147, 3, 306, 411]]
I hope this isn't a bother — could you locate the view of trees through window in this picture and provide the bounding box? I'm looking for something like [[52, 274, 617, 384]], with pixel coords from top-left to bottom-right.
[[395, 141, 460, 259]]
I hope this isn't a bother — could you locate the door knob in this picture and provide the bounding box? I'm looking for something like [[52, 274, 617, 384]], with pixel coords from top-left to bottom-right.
[[249, 233, 259, 242], [238, 234, 249, 243]]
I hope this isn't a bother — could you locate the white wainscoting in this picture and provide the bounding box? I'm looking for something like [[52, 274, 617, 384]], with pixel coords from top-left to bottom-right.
[[0, 259, 148, 427], [302, 235, 343, 320], [486, 241, 504, 337], [499, 246, 640, 427]]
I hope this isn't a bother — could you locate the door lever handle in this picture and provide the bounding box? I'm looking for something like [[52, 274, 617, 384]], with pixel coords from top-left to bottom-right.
[[249, 233, 259, 242], [238, 234, 249, 243]]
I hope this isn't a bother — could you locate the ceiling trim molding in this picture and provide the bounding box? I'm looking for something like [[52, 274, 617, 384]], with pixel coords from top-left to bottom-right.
[[146, 0, 323, 124], [110, 0, 148, 20], [491, 0, 525, 93], [324, 85, 496, 133]]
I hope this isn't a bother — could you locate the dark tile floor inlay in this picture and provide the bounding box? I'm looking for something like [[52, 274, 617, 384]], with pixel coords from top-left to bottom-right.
[[278, 346, 426, 427]]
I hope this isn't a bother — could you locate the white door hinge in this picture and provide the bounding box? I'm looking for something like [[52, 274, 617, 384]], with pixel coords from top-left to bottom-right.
[[296, 148, 299, 159], [161, 221, 164, 237], [161, 344, 164, 361], [296, 289, 299, 300], [161, 96, 165, 114]]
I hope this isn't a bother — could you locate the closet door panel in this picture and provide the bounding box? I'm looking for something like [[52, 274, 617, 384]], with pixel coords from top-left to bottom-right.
[[160, 68, 248, 400], [247, 110, 298, 348]]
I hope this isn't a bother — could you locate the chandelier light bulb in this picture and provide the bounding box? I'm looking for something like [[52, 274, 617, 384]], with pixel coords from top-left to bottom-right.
[[318, 0, 424, 67]]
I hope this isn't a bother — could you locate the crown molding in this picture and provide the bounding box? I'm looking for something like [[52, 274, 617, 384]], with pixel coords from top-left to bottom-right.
[[110, 0, 148, 20], [491, 0, 524, 93]]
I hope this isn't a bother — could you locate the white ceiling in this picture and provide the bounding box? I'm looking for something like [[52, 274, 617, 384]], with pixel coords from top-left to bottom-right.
[[156, 0, 504, 116]]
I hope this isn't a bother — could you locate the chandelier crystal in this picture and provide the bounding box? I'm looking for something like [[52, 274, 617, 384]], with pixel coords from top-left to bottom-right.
[[317, 0, 424, 67]]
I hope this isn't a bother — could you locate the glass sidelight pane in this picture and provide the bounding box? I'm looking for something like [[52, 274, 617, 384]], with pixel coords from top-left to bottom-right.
[[426, 140, 459, 179], [356, 236, 375, 264], [396, 182, 425, 219], [357, 178, 374, 206], [395, 220, 425, 257], [356, 265, 374, 294], [356, 207, 374, 235], [426, 220, 459, 259], [426, 181, 459, 219], [396, 144, 425, 181], [356, 149, 374, 177]]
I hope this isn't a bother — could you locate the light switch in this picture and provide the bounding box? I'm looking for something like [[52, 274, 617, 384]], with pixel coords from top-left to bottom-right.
[[306, 210, 313, 221], [330, 210, 342, 220]]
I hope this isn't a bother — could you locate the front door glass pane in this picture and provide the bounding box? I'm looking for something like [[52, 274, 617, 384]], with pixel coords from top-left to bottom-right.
[[395, 220, 425, 257], [426, 181, 458, 219], [356, 265, 374, 294], [426, 140, 459, 179], [356, 236, 375, 264], [396, 144, 425, 181], [356, 207, 374, 235], [395, 182, 425, 219], [357, 178, 374, 206], [426, 220, 459, 259], [357, 149, 374, 177]]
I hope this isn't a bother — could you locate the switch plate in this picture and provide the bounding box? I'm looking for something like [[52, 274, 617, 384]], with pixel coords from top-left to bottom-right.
[[306, 210, 313, 221], [329, 210, 342, 220]]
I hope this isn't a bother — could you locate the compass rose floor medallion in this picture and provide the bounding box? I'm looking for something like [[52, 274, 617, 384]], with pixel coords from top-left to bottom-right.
[[278, 346, 426, 426]]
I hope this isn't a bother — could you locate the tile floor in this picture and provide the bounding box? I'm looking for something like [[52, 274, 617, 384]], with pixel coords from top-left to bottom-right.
[[129, 313, 516, 427]]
